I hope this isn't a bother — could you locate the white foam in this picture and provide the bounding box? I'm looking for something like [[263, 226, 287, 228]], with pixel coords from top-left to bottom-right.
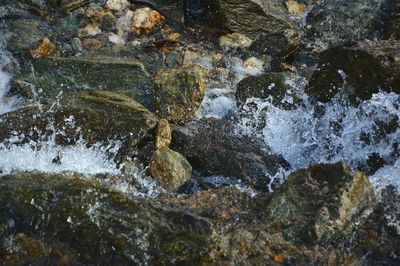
[[0, 137, 120, 176]]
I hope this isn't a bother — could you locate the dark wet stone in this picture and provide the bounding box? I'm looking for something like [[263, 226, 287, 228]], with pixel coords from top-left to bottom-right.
[[0, 90, 158, 162], [171, 118, 290, 191], [0, 172, 212, 265]]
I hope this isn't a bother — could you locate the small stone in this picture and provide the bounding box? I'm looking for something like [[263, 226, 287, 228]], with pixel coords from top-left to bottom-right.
[[131, 7, 165, 34], [149, 148, 192, 191], [285, 0, 306, 18], [219, 32, 253, 49], [183, 50, 200, 65], [155, 118, 172, 149], [30, 38, 56, 59], [105, 0, 130, 11], [165, 32, 182, 43], [81, 38, 103, 50], [85, 5, 116, 30], [243, 57, 264, 75]]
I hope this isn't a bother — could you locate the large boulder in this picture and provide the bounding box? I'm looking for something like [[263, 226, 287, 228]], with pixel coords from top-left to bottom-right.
[[0, 172, 212, 265], [305, 41, 400, 104], [305, 0, 386, 47], [152, 64, 207, 125], [0, 90, 158, 162], [14, 56, 155, 109], [171, 118, 290, 191], [185, 0, 294, 40]]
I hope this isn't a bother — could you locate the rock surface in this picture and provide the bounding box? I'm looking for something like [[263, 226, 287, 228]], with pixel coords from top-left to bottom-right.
[[171, 118, 290, 191], [152, 64, 207, 124], [149, 147, 192, 191]]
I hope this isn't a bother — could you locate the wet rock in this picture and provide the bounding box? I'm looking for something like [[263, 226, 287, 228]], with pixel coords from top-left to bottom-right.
[[81, 38, 103, 49], [265, 163, 375, 244], [243, 57, 265, 75], [7, 19, 52, 52], [131, 7, 165, 34], [249, 29, 299, 58], [219, 32, 253, 49], [0, 172, 211, 264], [0, 90, 158, 162], [149, 147, 192, 191], [84, 4, 116, 31], [155, 118, 172, 149], [305, 41, 400, 104], [236, 72, 302, 110], [185, 0, 294, 40], [152, 64, 207, 125], [30, 37, 57, 59], [383, 0, 400, 39], [305, 0, 386, 47], [171, 118, 290, 191], [13, 55, 154, 109]]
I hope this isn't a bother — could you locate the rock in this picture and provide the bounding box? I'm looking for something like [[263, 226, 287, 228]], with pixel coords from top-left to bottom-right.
[[243, 57, 264, 75], [219, 32, 253, 49], [155, 118, 172, 149], [265, 162, 375, 244], [165, 32, 182, 43], [249, 29, 299, 58], [60, 0, 90, 12], [305, 0, 386, 47], [305, 41, 400, 104], [13, 55, 154, 109], [84, 4, 116, 31], [152, 64, 207, 124], [149, 148, 192, 191], [137, 0, 184, 22], [30, 37, 56, 59], [285, 0, 306, 18], [131, 7, 165, 34], [171, 118, 290, 191], [383, 0, 400, 39], [0, 90, 158, 162], [7, 19, 51, 52], [0, 172, 211, 264], [185, 0, 294, 39], [105, 0, 130, 11], [236, 72, 302, 110], [81, 38, 103, 49]]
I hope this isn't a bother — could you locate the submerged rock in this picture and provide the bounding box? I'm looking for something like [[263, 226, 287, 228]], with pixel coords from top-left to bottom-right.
[[171, 118, 290, 191], [152, 64, 207, 125], [0, 172, 211, 264], [155, 118, 172, 149], [30, 37, 57, 59], [60, 0, 90, 12], [149, 147, 192, 191], [0, 90, 158, 162], [13, 55, 154, 109], [219, 32, 253, 49]]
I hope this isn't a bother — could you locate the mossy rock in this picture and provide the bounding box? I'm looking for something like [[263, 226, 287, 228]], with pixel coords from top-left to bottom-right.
[[14, 56, 154, 110], [0, 172, 212, 264]]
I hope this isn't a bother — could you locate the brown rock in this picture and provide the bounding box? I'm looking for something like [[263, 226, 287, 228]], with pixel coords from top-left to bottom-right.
[[30, 38, 56, 59], [155, 118, 172, 149], [82, 38, 103, 50], [165, 32, 182, 43], [285, 0, 306, 18], [149, 147, 192, 191], [132, 7, 165, 34]]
